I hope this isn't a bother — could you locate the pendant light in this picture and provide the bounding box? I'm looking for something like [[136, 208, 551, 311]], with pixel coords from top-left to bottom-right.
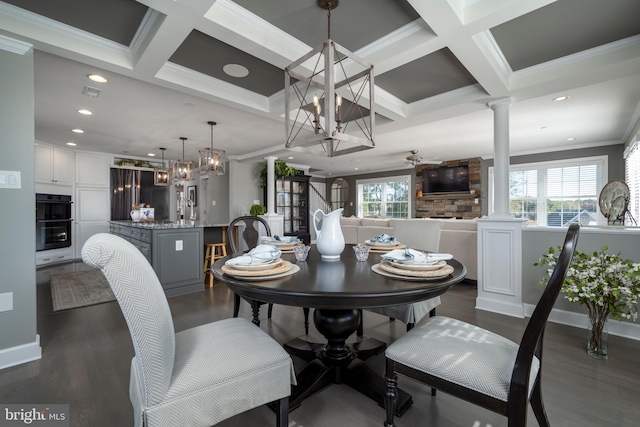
[[172, 137, 192, 182], [198, 121, 226, 176], [154, 147, 170, 186]]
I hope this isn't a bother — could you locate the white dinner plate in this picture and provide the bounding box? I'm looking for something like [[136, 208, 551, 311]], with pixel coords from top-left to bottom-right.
[[227, 258, 282, 271], [389, 260, 447, 271]]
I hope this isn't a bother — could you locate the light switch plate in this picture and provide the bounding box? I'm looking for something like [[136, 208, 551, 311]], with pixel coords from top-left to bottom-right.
[[0, 171, 21, 189], [175, 240, 183, 251], [0, 292, 13, 312]]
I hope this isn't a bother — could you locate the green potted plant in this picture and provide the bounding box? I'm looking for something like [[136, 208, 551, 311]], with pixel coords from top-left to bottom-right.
[[535, 245, 640, 359], [117, 158, 136, 167], [260, 160, 297, 187], [249, 204, 266, 216]]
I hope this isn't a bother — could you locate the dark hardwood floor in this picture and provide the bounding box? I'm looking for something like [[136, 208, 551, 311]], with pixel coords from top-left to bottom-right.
[[1, 261, 639, 426]]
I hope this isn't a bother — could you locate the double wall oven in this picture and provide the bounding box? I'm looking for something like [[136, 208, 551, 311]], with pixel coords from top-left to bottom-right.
[[36, 193, 73, 251]]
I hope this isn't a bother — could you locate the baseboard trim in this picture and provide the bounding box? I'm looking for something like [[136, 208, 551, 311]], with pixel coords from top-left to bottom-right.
[[524, 304, 640, 341], [476, 297, 524, 318], [0, 335, 42, 370]]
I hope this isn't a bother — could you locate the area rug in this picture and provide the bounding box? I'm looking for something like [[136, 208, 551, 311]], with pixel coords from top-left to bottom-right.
[[50, 269, 116, 311]]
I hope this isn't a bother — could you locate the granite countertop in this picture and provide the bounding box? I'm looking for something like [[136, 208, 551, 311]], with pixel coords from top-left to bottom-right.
[[110, 220, 230, 229]]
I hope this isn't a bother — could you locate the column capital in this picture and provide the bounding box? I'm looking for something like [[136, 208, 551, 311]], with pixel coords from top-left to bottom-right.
[[488, 97, 513, 110], [264, 156, 279, 162]]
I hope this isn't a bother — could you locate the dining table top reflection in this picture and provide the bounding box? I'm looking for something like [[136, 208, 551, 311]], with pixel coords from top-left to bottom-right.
[[212, 244, 467, 416]]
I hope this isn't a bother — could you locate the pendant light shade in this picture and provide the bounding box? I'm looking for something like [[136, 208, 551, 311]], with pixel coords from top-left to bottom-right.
[[199, 121, 226, 176], [172, 137, 192, 182], [154, 147, 171, 186]]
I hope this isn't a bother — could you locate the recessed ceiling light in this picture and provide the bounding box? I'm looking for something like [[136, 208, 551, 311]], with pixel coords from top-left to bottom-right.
[[88, 74, 107, 83], [72, 128, 84, 133], [148, 153, 156, 157], [553, 96, 569, 102], [77, 109, 92, 115], [223, 64, 249, 78], [354, 167, 359, 170], [566, 137, 576, 141], [66, 142, 77, 146], [287, 156, 294, 160]]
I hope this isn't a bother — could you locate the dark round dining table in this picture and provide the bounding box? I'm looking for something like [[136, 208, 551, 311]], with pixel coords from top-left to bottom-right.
[[212, 245, 467, 416]]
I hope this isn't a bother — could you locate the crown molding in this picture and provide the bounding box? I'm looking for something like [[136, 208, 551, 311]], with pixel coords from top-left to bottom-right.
[[0, 34, 32, 55]]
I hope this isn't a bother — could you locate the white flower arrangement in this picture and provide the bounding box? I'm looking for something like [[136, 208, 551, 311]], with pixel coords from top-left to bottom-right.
[[536, 245, 640, 322]]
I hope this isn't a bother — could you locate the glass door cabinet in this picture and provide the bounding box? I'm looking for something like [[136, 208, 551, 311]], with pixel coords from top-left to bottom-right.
[[271, 175, 310, 243]]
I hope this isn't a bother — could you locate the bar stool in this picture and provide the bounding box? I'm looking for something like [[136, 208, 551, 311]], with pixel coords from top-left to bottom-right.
[[204, 243, 227, 288]]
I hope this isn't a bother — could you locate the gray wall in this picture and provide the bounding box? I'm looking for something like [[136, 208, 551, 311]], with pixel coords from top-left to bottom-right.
[[228, 159, 263, 220], [0, 48, 38, 353], [481, 144, 625, 216], [522, 227, 640, 323]]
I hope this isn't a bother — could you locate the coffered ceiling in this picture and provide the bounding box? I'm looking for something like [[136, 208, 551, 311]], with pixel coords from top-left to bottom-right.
[[1, 0, 639, 176]]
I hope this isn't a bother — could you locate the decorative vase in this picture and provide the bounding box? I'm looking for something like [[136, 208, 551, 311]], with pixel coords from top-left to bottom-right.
[[587, 310, 608, 359]]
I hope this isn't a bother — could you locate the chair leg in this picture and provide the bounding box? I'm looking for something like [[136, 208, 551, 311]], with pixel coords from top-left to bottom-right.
[[357, 309, 363, 338], [384, 358, 398, 427], [429, 307, 436, 317], [276, 396, 289, 427], [406, 323, 414, 332], [303, 307, 310, 335], [530, 379, 550, 427], [233, 293, 240, 317], [250, 300, 261, 326]]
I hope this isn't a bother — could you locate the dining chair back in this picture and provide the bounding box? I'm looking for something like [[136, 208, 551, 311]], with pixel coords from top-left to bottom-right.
[[361, 219, 444, 335], [382, 223, 580, 427], [82, 233, 293, 427], [228, 215, 271, 254]]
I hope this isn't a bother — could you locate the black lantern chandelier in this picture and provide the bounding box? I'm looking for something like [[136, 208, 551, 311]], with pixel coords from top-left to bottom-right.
[[172, 137, 192, 182], [198, 121, 226, 176], [154, 147, 170, 186]]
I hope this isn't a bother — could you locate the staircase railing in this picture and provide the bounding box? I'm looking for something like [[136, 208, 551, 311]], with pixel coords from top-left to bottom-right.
[[309, 182, 331, 242]]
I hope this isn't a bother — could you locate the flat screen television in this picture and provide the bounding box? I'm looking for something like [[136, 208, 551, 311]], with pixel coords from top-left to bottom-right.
[[422, 165, 470, 194]]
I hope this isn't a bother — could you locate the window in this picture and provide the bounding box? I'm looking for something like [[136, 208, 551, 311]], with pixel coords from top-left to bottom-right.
[[357, 175, 411, 218], [625, 141, 640, 223], [489, 156, 607, 226]]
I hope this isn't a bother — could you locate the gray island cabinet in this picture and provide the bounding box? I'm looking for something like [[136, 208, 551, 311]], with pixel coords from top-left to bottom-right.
[[109, 221, 204, 297]]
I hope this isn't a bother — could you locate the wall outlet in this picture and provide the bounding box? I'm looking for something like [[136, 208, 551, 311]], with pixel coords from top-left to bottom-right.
[[0, 292, 13, 312], [253, 200, 260, 205], [211, 200, 216, 206], [175, 240, 183, 251], [474, 198, 479, 204]]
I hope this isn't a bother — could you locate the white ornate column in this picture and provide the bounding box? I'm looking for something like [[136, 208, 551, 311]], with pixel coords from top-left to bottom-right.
[[260, 156, 284, 236], [477, 98, 526, 318]]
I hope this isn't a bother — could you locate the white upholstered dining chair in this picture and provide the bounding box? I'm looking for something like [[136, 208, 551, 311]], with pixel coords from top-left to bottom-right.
[[82, 233, 295, 427], [359, 219, 444, 335]]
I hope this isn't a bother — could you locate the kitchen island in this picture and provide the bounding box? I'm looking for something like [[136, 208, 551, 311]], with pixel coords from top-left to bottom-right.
[[109, 221, 231, 297]]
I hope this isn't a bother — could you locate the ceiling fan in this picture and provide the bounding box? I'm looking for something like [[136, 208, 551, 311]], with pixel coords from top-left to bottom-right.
[[405, 150, 442, 166]]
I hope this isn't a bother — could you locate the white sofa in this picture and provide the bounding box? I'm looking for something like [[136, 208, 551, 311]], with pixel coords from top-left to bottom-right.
[[340, 217, 478, 281]]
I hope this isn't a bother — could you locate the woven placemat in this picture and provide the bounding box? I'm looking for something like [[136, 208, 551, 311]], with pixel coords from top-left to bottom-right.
[[221, 260, 293, 277], [366, 242, 407, 251], [378, 260, 453, 278], [273, 242, 305, 252]]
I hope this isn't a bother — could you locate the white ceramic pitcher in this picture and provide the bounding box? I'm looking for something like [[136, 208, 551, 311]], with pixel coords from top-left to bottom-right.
[[130, 210, 142, 222], [313, 208, 345, 259]]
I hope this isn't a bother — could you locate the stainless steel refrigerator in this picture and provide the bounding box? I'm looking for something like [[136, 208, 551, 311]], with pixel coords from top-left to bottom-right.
[[110, 169, 170, 221]]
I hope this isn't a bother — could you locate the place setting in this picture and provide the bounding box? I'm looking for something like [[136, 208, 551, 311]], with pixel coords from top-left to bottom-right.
[[372, 248, 454, 281], [259, 235, 305, 252], [221, 244, 300, 281], [364, 233, 407, 252]]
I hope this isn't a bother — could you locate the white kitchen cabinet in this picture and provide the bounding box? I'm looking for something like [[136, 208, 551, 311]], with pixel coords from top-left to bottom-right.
[[35, 144, 72, 186], [75, 152, 110, 187], [74, 187, 110, 257]]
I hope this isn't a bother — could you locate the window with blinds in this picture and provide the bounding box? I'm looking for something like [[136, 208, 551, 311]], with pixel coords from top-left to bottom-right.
[[357, 175, 411, 218], [625, 142, 640, 223], [489, 155, 607, 226]]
